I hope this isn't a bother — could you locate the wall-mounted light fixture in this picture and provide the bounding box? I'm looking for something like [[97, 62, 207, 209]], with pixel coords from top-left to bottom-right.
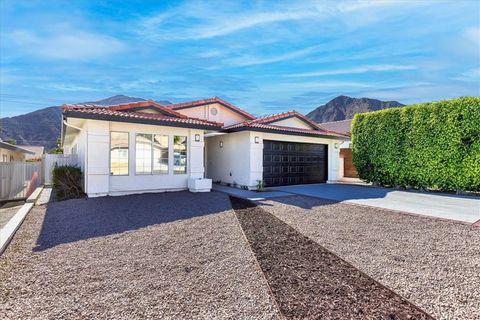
[[195, 134, 200, 142], [254, 136, 260, 144], [334, 142, 340, 149], [220, 141, 223, 148]]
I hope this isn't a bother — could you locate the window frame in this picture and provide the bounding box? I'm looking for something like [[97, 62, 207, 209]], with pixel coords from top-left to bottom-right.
[[173, 135, 188, 175], [152, 134, 169, 175], [110, 131, 130, 176], [135, 133, 169, 175]]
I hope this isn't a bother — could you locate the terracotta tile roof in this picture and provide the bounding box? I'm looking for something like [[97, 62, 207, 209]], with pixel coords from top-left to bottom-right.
[[253, 110, 321, 129], [62, 103, 223, 128], [223, 121, 350, 139], [168, 97, 256, 120], [317, 119, 352, 136]]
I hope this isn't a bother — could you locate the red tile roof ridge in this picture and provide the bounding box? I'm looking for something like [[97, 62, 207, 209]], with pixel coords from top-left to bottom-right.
[[253, 110, 321, 130], [224, 121, 349, 138], [64, 105, 223, 127], [168, 97, 256, 120], [62, 100, 188, 119]]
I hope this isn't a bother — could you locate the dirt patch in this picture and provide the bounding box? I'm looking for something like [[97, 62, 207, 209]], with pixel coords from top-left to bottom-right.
[[231, 196, 433, 319]]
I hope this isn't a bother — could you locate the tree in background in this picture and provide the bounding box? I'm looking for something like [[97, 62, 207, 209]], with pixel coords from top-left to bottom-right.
[[48, 137, 63, 154], [4, 138, 16, 145]]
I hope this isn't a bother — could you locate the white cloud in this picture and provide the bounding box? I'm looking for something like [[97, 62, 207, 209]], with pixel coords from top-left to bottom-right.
[[453, 68, 480, 81], [264, 80, 373, 91], [141, 10, 319, 40], [284, 64, 417, 77], [464, 27, 480, 47], [8, 29, 125, 60], [224, 45, 327, 67]]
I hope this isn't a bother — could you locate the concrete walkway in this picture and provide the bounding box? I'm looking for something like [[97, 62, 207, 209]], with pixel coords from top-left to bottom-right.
[[272, 184, 480, 224], [212, 184, 291, 201]]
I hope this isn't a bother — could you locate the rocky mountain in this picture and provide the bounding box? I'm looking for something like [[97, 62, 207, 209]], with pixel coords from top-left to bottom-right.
[[307, 95, 404, 123], [0, 95, 170, 150]]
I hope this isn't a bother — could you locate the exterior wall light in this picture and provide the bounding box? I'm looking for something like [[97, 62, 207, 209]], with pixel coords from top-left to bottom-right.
[[254, 136, 260, 144], [220, 141, 223, 148], [195, 134, 200, 142]]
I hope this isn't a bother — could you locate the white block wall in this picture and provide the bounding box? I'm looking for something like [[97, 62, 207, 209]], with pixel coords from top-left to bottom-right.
[[65, 119, 205, 197], [206, 131, 343, 189]]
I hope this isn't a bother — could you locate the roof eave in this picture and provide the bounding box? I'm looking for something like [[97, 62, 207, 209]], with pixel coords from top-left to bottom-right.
[[225, 126, 347, 140], [63, 110, 222, 130]]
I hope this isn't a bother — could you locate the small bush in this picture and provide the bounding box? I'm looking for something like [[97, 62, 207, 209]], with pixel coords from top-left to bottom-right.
[[352, 97, 480, 192], [52, 165, 83, 200], [256, 180, 266, 192]]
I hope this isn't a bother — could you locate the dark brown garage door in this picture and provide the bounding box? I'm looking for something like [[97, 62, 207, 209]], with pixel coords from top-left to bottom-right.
[[263, 140, 328, 187]]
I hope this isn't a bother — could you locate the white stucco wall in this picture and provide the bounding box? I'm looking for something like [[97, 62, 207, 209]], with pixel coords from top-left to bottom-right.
[[205, 131, 255, 187], [268, 117, 314, 129], [206, 131, 343, 189], [0, 148, 26, 162], [65, 119, 205, 197], [175, 103, 249, 126]]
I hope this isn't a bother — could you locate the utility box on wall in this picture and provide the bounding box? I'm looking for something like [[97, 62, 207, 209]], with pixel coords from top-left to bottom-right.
[[188, 178, 212, 192]]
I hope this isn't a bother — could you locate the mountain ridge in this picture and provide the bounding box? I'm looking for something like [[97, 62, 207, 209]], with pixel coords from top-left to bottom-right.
[[0, 95, 170, 150], [306, 95, 404, 123]]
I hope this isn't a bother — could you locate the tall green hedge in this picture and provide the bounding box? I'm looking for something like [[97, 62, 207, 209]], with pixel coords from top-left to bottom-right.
[[351, 97, 480, 192]]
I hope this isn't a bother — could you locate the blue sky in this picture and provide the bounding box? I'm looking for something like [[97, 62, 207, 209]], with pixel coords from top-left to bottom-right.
[[0, 0, 479, 117]]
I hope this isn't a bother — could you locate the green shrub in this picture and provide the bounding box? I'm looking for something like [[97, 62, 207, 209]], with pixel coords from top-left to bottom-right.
[[351, 97, 480, 192], [52, 165, 83, 200]]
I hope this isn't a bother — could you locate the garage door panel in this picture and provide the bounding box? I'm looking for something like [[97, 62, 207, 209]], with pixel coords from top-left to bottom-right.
[[263, 140, 328, 187]]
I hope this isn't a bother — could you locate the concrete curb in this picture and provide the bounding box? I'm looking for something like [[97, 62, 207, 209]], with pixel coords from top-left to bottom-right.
[[0, 202, 34, 255], [26, 186, 44, 203]]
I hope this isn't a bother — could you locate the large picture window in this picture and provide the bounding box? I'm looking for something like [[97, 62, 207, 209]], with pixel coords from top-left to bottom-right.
[[174, 136, 187, 174], [136, 133, 169, 174], [136, 133, 153, 174], [153, 135, 169, 174], [110, 132, 129, 175]]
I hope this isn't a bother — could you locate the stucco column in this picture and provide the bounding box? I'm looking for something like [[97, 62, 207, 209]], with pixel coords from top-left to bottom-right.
[[188, 129, 205, 179], [249, 132, 263, 189], [85, 120, 110, 197], [327, 141, 341, 182]]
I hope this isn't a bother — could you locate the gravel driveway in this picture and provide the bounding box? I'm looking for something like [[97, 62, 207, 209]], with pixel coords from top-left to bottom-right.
[[258, 196, 480, 320], [0, 192, 280, 319]]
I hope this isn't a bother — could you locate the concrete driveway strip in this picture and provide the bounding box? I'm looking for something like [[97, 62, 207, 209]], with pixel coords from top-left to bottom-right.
[[272, 184, 480, 223]]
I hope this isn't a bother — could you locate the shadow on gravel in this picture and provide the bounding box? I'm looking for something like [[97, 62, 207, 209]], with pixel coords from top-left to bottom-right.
[[34, 191, 231, 251], [256, 195, 338, 210], [230, 196, 434, 319]]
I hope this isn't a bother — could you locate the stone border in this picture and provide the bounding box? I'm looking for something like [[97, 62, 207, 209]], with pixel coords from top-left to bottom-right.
[[26, 186, 43, 203], [0, 202, 34, 254]]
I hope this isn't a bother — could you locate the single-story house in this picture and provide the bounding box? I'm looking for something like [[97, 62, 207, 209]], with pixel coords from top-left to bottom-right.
[[17, 145, 45, 161], [61, 98, 349, 197], [318, 119, 358, 178], [0, 140, 35, 162]]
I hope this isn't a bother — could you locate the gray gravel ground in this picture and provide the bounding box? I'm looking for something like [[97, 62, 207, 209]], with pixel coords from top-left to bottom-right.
[[258, 196, 480, 320], [0, 191, 280, 320]]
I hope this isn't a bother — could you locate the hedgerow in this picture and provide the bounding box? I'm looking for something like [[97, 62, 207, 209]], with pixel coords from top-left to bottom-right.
[[351, 97, 480, 192]]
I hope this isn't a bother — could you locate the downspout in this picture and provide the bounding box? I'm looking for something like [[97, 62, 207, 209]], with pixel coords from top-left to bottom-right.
[[63, 120, 88, 197]]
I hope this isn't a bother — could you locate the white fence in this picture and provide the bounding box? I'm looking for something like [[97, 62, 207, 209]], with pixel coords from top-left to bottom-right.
[[43, 154, 78, 185], [0, 161, 43, 201]]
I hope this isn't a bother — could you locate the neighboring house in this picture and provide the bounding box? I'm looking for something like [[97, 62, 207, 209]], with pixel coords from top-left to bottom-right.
[[318, 119, 358, 178], [17, 145, 45, 161], [62, 98, 348, 197], [0, 141, 35, 162]]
